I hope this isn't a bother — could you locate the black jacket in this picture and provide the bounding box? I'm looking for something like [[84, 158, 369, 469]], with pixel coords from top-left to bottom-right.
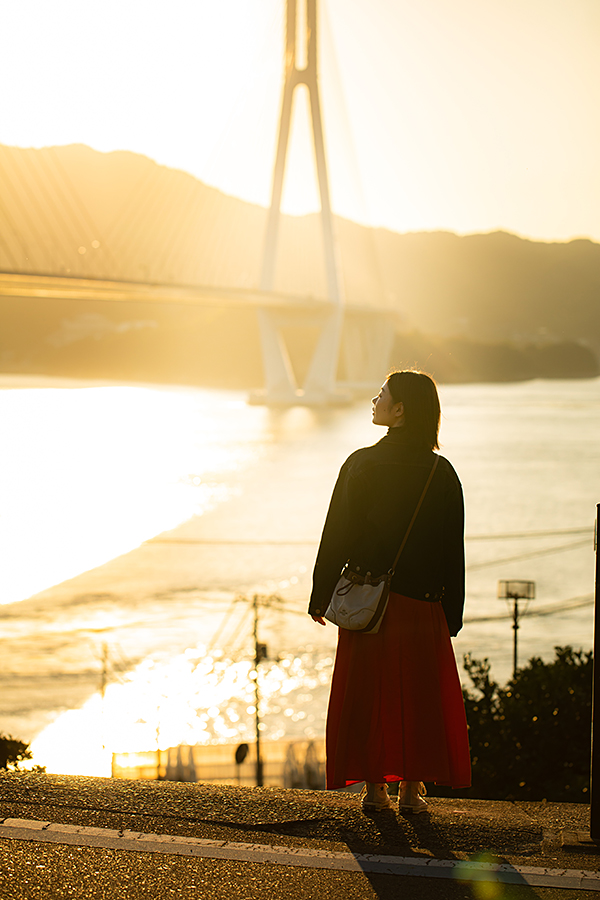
[[308, 428, 466, 636]]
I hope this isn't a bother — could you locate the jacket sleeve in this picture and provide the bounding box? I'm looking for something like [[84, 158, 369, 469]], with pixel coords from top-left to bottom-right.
[[440, 474, 466, 637], [308, 456, 363, 617]]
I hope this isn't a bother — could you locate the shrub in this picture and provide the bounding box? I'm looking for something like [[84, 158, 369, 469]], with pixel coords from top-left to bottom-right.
[[433, 646, 592, 802], [0, 733, 33, 770]]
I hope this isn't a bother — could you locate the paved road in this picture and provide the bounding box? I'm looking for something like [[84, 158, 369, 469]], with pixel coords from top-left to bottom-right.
[[0, 772, 598, 898]]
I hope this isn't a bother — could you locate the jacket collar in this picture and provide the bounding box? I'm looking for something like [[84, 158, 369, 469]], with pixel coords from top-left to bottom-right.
[[382, 426, 430, 451], [383, 426, 410, 442]]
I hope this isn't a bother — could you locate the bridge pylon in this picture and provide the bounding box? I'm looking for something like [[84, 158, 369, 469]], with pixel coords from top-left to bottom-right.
[[252, 0, 349, 406]]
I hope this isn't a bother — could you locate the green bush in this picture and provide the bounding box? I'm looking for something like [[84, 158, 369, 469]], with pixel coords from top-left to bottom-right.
[[434, 646, 592, 802]]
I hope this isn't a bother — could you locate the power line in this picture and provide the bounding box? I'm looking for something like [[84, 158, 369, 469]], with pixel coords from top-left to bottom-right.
[[466, 527, 592, 542], [207, 595, 242, 653], [468, 538, 591, 571], [464, 594, 593, 625], [145, 537, 318, 545], [221, 602, 255, 657], [230, 592, 595, 628], [145, 526, 594, 547]]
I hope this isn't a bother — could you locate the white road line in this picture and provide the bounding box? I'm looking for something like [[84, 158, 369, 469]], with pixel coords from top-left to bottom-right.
[[1, 817, 599, 891]]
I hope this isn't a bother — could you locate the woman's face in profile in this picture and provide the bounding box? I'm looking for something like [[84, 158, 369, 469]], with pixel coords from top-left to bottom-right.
[[372, 382, 404, 428]]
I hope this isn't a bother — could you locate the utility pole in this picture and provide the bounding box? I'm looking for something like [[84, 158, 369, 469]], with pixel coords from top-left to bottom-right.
[[497, 580, 536, 678], [252, 595, 268, 786], [100, 643, 108, 751], [511, 600, 520, 679], [156, 712, 162, 781]]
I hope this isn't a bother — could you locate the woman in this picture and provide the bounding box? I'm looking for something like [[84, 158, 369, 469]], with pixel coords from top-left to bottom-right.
[[308, 370, 470, 813]]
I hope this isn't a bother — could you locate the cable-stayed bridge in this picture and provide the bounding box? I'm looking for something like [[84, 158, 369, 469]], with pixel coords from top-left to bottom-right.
[[0, 1, 395, 404]]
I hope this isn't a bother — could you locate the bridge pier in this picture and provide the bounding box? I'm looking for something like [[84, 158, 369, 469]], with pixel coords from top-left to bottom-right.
[[253, 309, 297, 405], [250, 306, 395, 406], [339, 311, 397, 393], [302, 308, 345, 403], [250, 307, 352, 406]]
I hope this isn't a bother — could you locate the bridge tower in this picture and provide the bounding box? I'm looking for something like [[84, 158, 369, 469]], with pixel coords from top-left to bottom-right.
[[255, 0, 348, 405]]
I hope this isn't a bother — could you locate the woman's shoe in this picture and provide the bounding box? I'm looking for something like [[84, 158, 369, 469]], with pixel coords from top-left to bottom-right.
[[399, 781, 428, 814], [361, 782, 393, 812]]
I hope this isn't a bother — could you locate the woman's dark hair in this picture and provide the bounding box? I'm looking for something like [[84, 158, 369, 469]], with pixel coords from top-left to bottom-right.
[[386, 370, 441, 450]]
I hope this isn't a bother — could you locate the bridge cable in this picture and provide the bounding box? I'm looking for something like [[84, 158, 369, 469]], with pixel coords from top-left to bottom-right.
[[102, 165, 156, 275], [153, 178, 207, 282], [0, 188, 23, 270], [36, 150, 98, 273], [48, 147, 120, 275], [18, 147, 87, 276], [147, 170, 209, 285], [132, 168, 204, 286], [0, 148, 48, 272], [191, 6, 284, 292], [117, 168, 178, 282], [320, 0, 387, 306], [105, 165, 167, 280], [126, 168, 184, 281]]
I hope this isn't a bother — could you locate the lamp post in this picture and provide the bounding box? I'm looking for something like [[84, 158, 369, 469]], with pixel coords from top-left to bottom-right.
[[498, 580, 536, 678]]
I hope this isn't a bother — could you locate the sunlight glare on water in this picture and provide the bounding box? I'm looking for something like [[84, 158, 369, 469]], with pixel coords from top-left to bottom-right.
[[31, 644, 332, 777], [0, 383, 268, 605], [5, 377, 600, 777]]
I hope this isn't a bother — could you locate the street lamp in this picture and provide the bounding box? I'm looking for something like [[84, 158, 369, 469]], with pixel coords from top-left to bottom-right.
[[498, 580, 536, 678]]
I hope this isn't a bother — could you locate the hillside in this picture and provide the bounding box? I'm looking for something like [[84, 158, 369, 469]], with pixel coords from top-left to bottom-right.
[[0, 143, 598, 386], [374, 229, 600, 346]]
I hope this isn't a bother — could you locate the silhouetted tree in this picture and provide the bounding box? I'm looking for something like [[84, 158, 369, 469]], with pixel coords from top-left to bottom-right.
[[432, 646, 592, 802], [0, 733, 33, 770]]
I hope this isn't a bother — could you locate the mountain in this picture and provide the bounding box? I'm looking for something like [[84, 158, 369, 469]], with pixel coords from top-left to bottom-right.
[[0, 143, 598, 386], [374, 229, 600, 347]]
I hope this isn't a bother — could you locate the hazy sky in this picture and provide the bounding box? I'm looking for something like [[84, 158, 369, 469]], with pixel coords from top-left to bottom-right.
[[1, 0, 598, 242]]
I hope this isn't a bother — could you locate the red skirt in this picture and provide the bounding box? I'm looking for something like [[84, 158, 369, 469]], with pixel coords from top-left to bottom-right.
[[326, 592, 471, 789]]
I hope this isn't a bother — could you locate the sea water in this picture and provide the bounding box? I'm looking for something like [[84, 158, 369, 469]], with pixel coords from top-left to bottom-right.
[[0, 375, 597, 775]]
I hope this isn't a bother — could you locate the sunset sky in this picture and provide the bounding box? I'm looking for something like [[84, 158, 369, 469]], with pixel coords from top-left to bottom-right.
[[1, 0, 598, 242]]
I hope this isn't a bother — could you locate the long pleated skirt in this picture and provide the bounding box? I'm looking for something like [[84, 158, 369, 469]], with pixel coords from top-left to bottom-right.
[[325, 592, 471, 789]]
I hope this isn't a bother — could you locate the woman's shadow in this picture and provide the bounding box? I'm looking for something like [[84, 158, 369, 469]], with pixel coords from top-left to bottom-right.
[[342, 799, 540, 899]]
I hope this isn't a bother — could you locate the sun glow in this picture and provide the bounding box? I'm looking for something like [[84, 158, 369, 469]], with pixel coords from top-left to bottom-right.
[[0, 1, 597, 241], [0, 383, 264, 605], [30, 645, 332, 777]]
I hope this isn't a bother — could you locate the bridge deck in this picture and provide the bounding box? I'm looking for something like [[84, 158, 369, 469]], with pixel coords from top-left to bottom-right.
[[0, 272, 362, 312]]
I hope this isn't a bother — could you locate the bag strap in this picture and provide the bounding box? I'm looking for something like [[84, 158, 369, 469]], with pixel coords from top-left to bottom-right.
[[389, 455, 439, 575]]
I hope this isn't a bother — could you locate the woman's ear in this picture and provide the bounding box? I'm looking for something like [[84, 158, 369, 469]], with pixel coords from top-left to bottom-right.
[[394, 401, 405, 422]]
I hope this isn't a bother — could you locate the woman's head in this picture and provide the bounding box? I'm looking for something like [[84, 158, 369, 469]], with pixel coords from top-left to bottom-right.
[[374, 369, 441, 449]]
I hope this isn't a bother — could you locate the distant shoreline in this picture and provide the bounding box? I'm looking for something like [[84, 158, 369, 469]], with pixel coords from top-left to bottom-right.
[[1, 365, 598, 396], [390, 332, 599, 384]]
